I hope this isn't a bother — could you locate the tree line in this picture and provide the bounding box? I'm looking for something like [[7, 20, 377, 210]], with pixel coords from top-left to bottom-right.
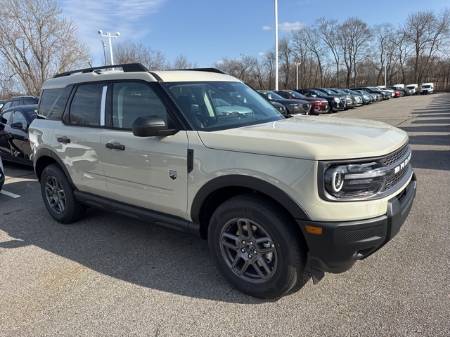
[[217, 12, 450, 90], [0, 0, 449, 98]]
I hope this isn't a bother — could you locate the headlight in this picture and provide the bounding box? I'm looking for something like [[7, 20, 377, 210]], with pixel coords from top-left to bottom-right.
[[276, 105, 287, 113], [333, 97, 340, 103], [322, 162, 387, 200], [288, 103, 300, 111]]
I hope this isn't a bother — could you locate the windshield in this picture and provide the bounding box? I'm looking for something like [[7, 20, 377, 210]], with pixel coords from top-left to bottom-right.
[[287, 91, 306, 99], [319, 88, 334, 95], [422, 85, 431, 88], [164, 82, 284, 131], [261, 91, 284, 100]]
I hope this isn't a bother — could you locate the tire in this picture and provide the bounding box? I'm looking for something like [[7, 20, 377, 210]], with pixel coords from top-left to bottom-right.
[[208, 195, 306, 299], [40, 164, 85, 224]]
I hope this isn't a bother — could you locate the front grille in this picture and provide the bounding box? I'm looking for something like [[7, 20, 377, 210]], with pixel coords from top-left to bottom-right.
[[379, 144, 410, 167], [378, 144, 412, 192], [383, 166, 410, 191]]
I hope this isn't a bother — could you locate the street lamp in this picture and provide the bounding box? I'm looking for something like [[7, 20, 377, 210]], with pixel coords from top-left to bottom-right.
[[384, 63, 387, 88], [98, 30, 120, 65], [274, 0, 279, 90], [296, 61, 301, 90]]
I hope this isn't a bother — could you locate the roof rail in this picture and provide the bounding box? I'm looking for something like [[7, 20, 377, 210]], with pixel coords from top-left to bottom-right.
[[176, 68, 225, 74], [53, 63, 148, 78]]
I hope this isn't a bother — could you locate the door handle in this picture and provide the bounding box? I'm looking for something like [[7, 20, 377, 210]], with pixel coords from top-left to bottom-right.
[[57, 136, 71, 144], [106, 142, 125, 151]]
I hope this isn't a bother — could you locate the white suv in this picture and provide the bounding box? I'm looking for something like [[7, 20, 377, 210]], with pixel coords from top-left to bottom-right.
[[29, 64, 416, 299]]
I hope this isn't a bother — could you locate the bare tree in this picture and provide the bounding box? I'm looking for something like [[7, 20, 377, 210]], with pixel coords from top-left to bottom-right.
[[279, 38, 291, 88], [318, 18, 342, 86], [338, 18, 372, 87], [302, 27, 325, 86], [173, 55, 195, 69], [0, 0, 90, 95], [404, 10, 450, 84], [115, 41, 168, 70]]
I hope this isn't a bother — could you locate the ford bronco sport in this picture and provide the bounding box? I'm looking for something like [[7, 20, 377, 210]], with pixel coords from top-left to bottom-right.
[[29, 63, 416, 299]]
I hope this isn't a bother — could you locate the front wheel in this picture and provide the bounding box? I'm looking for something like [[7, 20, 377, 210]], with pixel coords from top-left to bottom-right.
[[208, 195, 306, 299]]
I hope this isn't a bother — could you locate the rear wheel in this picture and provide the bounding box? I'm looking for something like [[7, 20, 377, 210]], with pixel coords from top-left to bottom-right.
[[208, 195, 306, 299], [40, 164, 85, 224]]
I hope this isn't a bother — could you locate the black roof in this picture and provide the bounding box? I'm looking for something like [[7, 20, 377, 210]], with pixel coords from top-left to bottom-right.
[[1, 104, 38, 114]]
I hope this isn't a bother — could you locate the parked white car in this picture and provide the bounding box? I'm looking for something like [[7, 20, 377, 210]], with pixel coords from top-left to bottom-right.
[[406, 84, 419, 95], [420, 83, 434, 94]]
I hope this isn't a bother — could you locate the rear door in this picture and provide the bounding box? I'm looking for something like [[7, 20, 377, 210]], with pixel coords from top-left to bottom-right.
[[100, 81, 189, 218], [55, 83, 109, 195]]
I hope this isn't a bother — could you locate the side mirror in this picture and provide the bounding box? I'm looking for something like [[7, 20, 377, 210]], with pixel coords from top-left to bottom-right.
[[11, 122, 26, 130], [132, 116, 178, 137]]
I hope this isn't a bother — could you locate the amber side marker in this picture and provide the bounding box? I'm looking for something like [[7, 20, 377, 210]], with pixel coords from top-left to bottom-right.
[[305, 225, 323, 235]]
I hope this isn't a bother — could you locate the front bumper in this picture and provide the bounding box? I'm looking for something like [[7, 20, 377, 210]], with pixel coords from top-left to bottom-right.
[[331, 100, 346, 111], [298, 173, 416, 274]]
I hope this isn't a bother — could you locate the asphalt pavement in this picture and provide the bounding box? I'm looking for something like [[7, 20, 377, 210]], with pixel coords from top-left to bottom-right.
[[1, 93, 449, 337]]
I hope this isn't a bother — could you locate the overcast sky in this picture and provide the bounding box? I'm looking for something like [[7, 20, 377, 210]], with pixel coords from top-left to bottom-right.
[[60, 0, 450, 67]]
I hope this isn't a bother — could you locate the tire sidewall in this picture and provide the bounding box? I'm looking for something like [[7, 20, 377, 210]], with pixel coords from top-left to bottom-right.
[[208, 196, 304, 299], [40, 164, 79, 223]]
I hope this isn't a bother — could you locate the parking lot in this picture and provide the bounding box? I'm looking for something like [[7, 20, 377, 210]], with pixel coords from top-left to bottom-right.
[[1, 94, 449, 336]]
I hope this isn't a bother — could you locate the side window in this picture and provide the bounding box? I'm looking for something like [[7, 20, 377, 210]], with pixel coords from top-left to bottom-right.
[[1, 111, 12, 124], [69, 83, 103, 126], [39, 87, 71, 120], [111, 82, 169, 129], [2, 102, 11, 111], [22, 97, 38, 105], [12, 111, 27, 129]]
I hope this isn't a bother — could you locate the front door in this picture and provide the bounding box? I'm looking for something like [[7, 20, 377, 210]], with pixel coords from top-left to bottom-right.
[[101, 81, 189, 218]]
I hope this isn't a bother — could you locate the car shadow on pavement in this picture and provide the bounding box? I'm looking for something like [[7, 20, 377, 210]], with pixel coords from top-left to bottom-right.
[[0, 183, 283, 304], [411, 149, 450, 171], [407, 96, 450, 171], [2, 161, 34, 178]]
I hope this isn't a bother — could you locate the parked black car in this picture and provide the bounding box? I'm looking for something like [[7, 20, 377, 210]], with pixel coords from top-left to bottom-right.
[[258, 90, 311, 115], [273, 90, 330, 114], [270, 101, 288, 115], [0, 96, 39, 112], [0, 105, 38, 165], [297, 88, 346, 112]]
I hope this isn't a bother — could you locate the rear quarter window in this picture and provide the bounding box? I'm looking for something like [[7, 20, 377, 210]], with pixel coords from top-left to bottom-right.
[[39, 87, 71, 120]]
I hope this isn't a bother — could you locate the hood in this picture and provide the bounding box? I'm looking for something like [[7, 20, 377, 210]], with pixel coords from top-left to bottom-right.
[[198, 116, 408, 160]]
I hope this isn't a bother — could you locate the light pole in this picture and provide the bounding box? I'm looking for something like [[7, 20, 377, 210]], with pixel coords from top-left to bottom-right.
[[296, 62, 301, 90], [274, 0, 279, 90], [384, 63, 387, 88], [101, 40, 107, 65], [98, 30, 120, 65]]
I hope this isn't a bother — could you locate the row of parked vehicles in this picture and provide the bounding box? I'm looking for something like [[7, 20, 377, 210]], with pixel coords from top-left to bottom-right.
[[258, 82, 434, 117], [258, 86, 401, 116]]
